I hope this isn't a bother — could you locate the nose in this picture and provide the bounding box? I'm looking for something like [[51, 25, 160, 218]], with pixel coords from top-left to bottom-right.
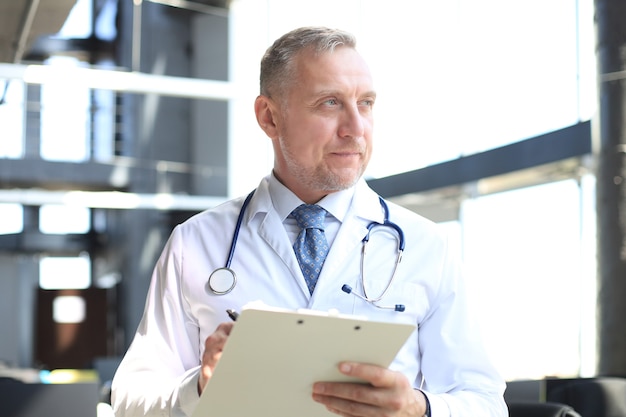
[[338, 103, 366, 139]]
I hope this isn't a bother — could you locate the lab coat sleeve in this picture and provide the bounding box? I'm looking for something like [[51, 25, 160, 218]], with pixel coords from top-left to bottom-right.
[[111, 226, 202, 417], [418, 235, 507, 417]]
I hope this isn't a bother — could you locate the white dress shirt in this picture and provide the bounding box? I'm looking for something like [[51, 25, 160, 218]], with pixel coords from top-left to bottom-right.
[[111, 173, 507, 417]]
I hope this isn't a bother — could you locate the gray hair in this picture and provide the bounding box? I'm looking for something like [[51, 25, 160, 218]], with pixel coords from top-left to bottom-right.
[[259, 26, 357, 99]]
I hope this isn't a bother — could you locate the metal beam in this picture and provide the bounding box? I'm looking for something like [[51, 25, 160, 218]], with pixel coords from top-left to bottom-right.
[[0, 189, 227, 211], [367, 121, 592, 198], [146, 0, 230, 16], [594, 0, 626, 376], [0, 157, 226, 192], [0, 232, 96, 254], [13, 0, 40, 63], [24, 36, 115, 61], [0, 63, 237, 100]]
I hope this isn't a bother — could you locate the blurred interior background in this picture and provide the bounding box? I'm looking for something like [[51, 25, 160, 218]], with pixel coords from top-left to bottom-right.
[[0, 0, 625, 416]]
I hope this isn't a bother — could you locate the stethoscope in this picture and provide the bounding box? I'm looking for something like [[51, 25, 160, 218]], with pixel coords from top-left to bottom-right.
[[206, 189, 406, 312]]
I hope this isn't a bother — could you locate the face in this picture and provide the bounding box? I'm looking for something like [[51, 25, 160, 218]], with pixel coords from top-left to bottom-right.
[[255, 46, 376, 204]]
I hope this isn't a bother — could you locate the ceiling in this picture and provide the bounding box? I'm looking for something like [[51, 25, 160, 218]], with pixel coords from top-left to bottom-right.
[[0, 0, 591, 224], [0, 0, 78, 63], [0, 0, 232, 64]]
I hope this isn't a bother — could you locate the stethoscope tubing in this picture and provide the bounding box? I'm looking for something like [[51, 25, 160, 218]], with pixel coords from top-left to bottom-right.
[[224, 190, 256, 269], [208, 189, 405, 312], [357, 197, 405, 311], [206, 190, 255, 295]]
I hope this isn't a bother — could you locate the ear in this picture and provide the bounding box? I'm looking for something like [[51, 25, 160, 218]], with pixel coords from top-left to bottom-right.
[[254, 95, 280, 140]]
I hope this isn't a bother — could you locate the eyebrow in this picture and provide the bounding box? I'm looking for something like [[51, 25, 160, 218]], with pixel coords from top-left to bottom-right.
[[312, 89, 377, 100], [362, 90, 377, 100]]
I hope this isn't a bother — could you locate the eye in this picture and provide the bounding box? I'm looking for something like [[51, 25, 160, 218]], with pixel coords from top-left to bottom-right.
[[323, 98, 339, 106], [359, 98, 375, 108]]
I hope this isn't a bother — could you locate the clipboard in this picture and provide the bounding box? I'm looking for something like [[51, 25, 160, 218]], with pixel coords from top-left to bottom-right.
[[192, 306, 416, 417]]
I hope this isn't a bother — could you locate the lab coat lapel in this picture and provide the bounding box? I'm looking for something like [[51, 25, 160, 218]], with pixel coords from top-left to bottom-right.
[[257, 212, 306, 290], [248, 180, 310, 297], [316, 182, 385, 289], [244, 177, 386, 300]]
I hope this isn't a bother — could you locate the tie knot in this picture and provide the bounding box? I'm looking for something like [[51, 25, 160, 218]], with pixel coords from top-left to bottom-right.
[[292, 204, 327, 230]]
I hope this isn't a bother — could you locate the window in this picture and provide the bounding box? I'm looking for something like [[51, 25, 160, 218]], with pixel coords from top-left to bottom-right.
[[40, 57, 91, 162], [0, 80, 25, 158], [39, 204, 91, 234], [461, 179, 595, 379], [39, 254, 91, 290], [0, 203, 24, 234], [53, 295, 87, 323]]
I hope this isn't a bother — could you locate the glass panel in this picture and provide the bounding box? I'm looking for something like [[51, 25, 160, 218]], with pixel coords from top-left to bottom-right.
[[92, 86, 116, 162], [53, 295, 86, 323], [39, 254, 91, 290], [577, 173, 597, 376], [230, 0, 595, 185], [460, 180, 590, 380], [39, 204, 91, 234], [0, 80, 25, 158], [95, 0, 118, 41], [0, 203, 24, 234], [40, 56, 91, 162], [55, 0, 93, 39]]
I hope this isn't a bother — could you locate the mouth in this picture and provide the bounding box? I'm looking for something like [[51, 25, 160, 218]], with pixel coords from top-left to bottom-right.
[[330, 149, 363, 157], [327, 151, 364, 170]]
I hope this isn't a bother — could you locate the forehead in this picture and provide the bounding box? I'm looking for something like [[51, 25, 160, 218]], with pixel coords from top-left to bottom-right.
[[290, 47, 374, 95]]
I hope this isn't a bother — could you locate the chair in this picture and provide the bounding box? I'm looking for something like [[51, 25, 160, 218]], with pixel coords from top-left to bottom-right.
[[508, 401, 582, 417], [547, 377, 626, 417]]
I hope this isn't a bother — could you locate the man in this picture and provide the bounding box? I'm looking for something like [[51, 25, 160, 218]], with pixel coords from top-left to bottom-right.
[[111, 26, 507, 417]]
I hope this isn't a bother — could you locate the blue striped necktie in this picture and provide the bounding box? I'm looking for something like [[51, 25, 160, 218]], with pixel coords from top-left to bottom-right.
[[291, 204, 330, 294]]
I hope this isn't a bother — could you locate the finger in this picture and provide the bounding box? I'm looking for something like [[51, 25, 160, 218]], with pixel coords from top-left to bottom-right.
[[311, 363, 393, 404], [337, 362, 400, 388], [313, 392, 377, 417], [313, 380, 386, 410], [313, 379, 423, 417], [203, 322, 235, 365], [199, 322, 236, 392], [313, 363, 413, 410]]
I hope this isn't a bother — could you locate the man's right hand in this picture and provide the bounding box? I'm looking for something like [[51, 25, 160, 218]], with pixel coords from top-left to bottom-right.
[[198, 321, 235, 394]]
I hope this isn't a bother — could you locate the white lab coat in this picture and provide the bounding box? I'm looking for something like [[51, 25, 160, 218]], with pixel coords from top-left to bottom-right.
[[111, 175, 507, 417]]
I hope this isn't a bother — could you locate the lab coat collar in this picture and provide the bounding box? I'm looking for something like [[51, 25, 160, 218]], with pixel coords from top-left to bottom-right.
[[351, 178, 387, 224], [242, 174, 386, 226], [264, 173, 384, 223], [264, 172, 356, 224], [238, 174, 386, 301]]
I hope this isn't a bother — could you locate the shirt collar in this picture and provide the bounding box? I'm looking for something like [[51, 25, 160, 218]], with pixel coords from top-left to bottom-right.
[[267, 172, 356, 223]]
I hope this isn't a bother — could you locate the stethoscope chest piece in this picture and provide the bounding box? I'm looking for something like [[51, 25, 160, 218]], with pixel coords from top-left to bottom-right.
[[207, 267, 237, 295]]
